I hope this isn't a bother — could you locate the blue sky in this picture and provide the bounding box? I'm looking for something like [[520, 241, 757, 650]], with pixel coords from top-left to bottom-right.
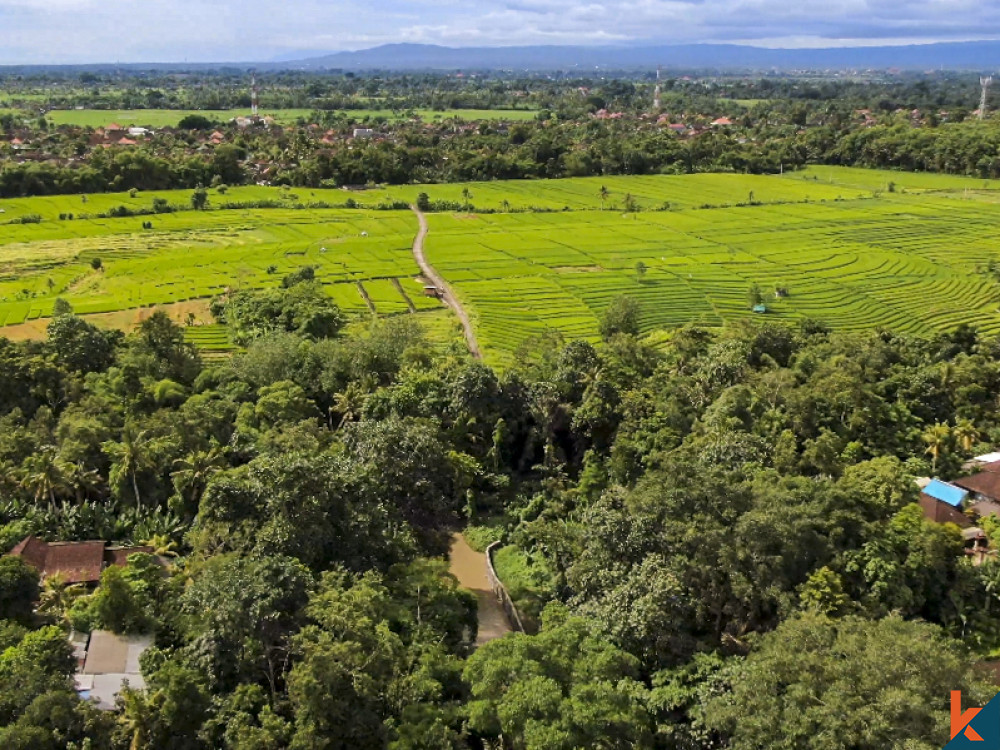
[[0, 0, 998, 64]]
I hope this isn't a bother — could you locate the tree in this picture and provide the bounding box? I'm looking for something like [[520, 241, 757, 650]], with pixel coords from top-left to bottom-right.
[[416, 192, 431, 211], [599, 295, 641, 341], [599, 185, 609, 210], [191, 186, 209, 210], [704, 612, 994, 750], [46, 313, 117, 374], [922, 422, 952, 474], [181, 554, 312, 698], [51, 298, 72, 317], [747, 283, 763, 308], [90, 257, 102, 271], [464, 604, 653, 749], [19, 446, 72, 510], [0, 625, 76, 725], [461, 187, 472, 212], [103, 425, 157, 506], [954, 417, 979, 454], [634, 261, 647, 282], [0, 556, 40, 624]]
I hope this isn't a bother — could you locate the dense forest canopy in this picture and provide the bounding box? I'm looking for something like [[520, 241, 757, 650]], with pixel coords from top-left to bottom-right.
[[1, 293, 1000, 746]]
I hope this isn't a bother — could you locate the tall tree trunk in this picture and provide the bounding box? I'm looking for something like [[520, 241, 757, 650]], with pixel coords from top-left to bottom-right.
[[132, 469, 142, 507]]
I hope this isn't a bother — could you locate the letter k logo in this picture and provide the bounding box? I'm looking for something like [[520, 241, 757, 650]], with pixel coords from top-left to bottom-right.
[[953, 691, 985, 741]]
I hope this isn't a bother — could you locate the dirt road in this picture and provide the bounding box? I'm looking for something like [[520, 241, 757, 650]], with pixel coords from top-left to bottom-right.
[[448, 533, 511, 645], [409, 206, 481, 359]]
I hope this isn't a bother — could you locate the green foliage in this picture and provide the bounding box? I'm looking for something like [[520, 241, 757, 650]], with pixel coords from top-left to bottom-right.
[[464, 603, 653, 749], [599, 295, 641, 340], [215, 281, 345, 346], [704, 613, 994, 750], [0, 556, 40, 625]]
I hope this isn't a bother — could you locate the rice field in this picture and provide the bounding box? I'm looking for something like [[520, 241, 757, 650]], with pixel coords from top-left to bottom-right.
[[3, 166, 1000, 363], [422, 182, 1000, 365]]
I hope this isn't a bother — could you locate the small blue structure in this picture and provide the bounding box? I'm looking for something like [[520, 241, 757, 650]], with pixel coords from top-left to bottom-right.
[[922, 478, 968, 508], [752, 303, 767, 314]]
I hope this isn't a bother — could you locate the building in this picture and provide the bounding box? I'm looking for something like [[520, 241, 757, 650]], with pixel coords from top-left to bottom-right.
[[352, 128, 375, 139], [8, 536, 152, 585], [711, 117, 734, 127], [952, 461, 1000, 517], [75, 630, 151, 710], [918, 479, 971, 527]]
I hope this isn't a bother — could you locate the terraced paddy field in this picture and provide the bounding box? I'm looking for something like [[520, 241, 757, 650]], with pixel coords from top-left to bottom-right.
[[423, 187, 1000, 365], [2, 166, 1000, 363]]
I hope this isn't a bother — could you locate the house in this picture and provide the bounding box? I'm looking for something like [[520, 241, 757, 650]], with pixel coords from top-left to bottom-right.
[[918, 479, 971, 527], [953, 461, 1000, 517], [352, 128, 375, 139], [711, 117, 733, 127], [75, 630, 151, 710], [8, 536, 152, 585]]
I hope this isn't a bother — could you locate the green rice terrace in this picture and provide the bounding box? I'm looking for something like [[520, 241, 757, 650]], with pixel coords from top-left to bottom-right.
[[2, 166, 1000, 366]]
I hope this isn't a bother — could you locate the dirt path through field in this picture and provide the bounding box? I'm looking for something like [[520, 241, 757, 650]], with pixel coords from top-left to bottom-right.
[[409, 206, 481, 359], [448, 533, 511, 645]]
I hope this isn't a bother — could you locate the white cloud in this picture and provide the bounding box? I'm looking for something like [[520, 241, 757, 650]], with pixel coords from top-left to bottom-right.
[[1, 0, 1000, 63]]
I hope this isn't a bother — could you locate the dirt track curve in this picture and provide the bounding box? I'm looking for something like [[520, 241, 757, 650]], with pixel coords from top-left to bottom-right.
[[409, 206, 481, 359], [448, 533, 511, 645]]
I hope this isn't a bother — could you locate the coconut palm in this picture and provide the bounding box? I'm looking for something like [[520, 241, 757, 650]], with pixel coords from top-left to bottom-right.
[[104, 426, 156, 507], [599, 185, 609, 210], [922, 422, 953, 474], [954, 418, 980, 454], [37, 573, 87, 626], [19, 446, 72, 510], [331, 382, 367, 429], [461, 187, 472, 212], [171, 446, 226, 513]]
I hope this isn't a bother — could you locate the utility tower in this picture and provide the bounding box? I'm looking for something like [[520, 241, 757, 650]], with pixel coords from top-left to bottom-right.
[[251, 72, 260, 121], [980, 76, 992, 120], [653, 66, 662, 111]]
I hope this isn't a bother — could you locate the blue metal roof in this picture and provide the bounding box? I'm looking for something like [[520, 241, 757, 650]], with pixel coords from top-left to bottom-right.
[[923, 479, 968, 507]]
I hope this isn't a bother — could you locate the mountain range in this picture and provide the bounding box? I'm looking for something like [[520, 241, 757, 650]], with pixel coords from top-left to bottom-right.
[[281, 40, 1000, 72]]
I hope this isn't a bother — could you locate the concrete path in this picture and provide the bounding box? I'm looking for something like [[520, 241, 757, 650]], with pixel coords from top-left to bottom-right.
[[448, 532, 511, 645], [409, 206, 482, 359]]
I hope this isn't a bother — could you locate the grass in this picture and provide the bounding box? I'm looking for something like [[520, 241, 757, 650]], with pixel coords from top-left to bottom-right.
[[4, 166, 1000, 365], [492, 545, 557, 633], [40, 107, 538, 128]]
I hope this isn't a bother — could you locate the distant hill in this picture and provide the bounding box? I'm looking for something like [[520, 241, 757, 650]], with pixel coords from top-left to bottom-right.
[[4, 40, 1000, 73], [284, 40, 1000, 72]]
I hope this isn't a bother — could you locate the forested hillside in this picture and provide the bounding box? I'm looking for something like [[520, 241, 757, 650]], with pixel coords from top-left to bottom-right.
[[1, 279, 999, 746]]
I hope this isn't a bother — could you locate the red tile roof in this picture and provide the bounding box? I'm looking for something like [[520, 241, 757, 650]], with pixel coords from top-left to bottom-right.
[[954, 470, 1000, 503], [7, 537, 150, 584], [11, 536, 105, 583]]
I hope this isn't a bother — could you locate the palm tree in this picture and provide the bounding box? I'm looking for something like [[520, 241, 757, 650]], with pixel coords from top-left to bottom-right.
[[599, 185, 609, 210], [954, 418, 980, 454], [171, 446, 226, 513], [37, 573, 87, 626], [66, 461, 103, 503], [461, 187, 472, 212], [104, 426, 156, 507], [19, 446, 71, 510], [141, 533, 179, 559], [501, 199, 511, 213], [922, 422, 952, 474], [331, 383, 367, 429]]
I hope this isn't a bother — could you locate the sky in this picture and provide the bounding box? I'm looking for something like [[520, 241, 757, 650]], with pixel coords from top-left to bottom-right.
[[0, 0, 999, 64]]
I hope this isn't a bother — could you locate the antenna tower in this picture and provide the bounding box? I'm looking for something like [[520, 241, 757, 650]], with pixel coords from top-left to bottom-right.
[[980, 76, 992, 120], [653, 66, 662, 111], [251, 72, 260, 120]]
